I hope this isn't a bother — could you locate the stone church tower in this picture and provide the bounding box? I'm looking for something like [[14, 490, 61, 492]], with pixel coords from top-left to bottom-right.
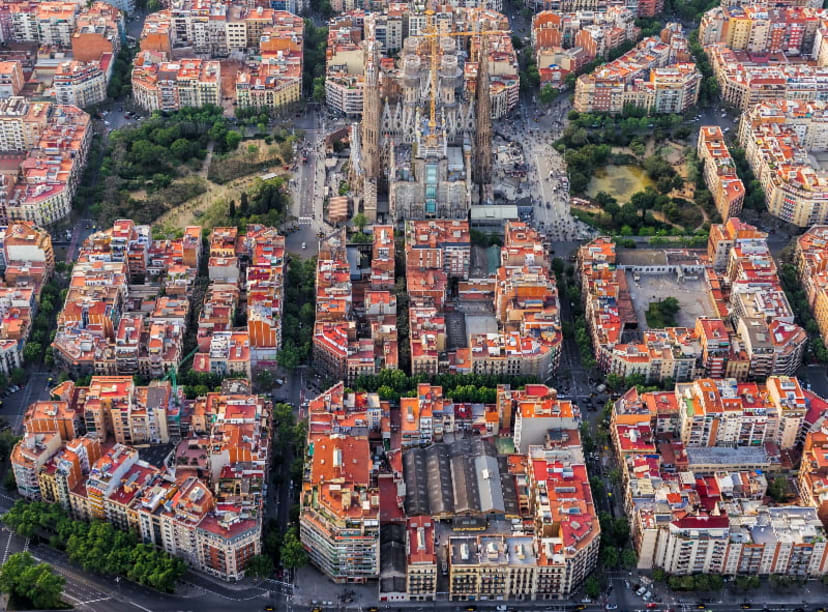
[[475, 35, 493, 204], [361, 40, 381, 222]]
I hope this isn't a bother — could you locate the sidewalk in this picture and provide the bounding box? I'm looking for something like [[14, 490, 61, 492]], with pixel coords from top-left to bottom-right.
[[292, 565, 376, 607], [182, 569, 268, 601]]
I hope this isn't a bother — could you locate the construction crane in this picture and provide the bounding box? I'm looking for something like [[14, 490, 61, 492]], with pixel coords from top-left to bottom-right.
[[420, 9, 505, 142]]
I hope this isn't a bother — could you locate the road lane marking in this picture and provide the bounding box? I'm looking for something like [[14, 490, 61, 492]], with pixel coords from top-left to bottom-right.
[[1, 529, 12, 564], [80, 597, 112, 604]]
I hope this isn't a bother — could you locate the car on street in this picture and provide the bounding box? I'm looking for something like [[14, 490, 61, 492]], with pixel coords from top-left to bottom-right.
[[646, 604, 658, 610], [606, 605, 618, 610]]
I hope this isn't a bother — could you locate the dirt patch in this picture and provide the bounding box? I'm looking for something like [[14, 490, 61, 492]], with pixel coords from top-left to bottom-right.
[[153, 165, 289, 230], [154, 136, 294, 229], [207, 138, 293, 184]]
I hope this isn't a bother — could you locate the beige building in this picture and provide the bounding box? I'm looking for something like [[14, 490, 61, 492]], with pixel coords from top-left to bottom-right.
[[697, 126, 745, 221], [737, 100, 828, 227], [132, 54, 221, 113], [53, 60, 108, 108]]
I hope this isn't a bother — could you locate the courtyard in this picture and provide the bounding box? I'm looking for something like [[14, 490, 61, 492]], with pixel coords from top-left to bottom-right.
[[625, 270, 717, 331]]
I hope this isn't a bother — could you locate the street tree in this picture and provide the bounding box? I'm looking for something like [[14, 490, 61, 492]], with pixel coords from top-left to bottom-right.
[[352, 213, 368, 232], [245, 554, 274, 579], [621, 548, 637, 570], [599, 546, 618, 568], [22, 343, 41, 364], [0, 552, 65, 610], [584, 576, 600, 599], [280, 526, 308, 569]]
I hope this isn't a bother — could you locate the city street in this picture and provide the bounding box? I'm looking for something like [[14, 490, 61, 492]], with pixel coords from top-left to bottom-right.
[[2, 2, 826, 610], [284, 107, 349, 257], [0, 370, 53, 435], [497, 96, 596, 241]]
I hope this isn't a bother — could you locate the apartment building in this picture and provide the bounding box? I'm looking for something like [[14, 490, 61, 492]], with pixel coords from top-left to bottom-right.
[[53, 58, 110, 108], [193, 331, 252, 379], [32, 2, 77, 47], [0, 222, 51, 377], [405, 517, 437, 600], [1, 220, 55, 277], [501, 384, 579, 453], [612, 384, 828, 576], [245, 225, 285, 368], [132, 53, 220, 113], [11, 376, 271, 582], [52, 220, 203, 377], [409, 306, 446, 376], [0, 97, 50, 152], [312, 228, 384, 383], [235, 13, 304, 111], [574, 29, 700, 114], [707, 43, 828, 111], [580, 220, 806, 382], [799, 427, 828, 520], [371, 225, 395, 290], [300, 432, 380, 582], [299, 384, 382, 583], [236, 55, 301, 111], [0, 61, 24, 98], [697, 126, 745, 221], [0, 101, 91, 226], [405, 220, 471, 280], [654, 508, 828, 576], [796, 226, 828, 347], [365, 10, 404, 54], [71, 2, 123, 63], [673, 376, 806, 449], [547, 17, 652, 82], [38, 436, 102, 512], [737, 100, 828, 227], [699, 5, 824, 54], [11, 432, 64, 500], [324, 14, 365, 116]]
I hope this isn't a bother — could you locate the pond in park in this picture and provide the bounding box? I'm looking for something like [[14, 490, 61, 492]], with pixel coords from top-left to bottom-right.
[[586, 165, 655, 203]]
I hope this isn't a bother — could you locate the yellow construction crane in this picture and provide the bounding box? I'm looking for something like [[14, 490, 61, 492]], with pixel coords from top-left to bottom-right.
[[420, 9, 504, 141]]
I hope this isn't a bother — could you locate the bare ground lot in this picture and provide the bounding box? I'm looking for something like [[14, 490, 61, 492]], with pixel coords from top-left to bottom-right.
[[626, 271, 717, 330]]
